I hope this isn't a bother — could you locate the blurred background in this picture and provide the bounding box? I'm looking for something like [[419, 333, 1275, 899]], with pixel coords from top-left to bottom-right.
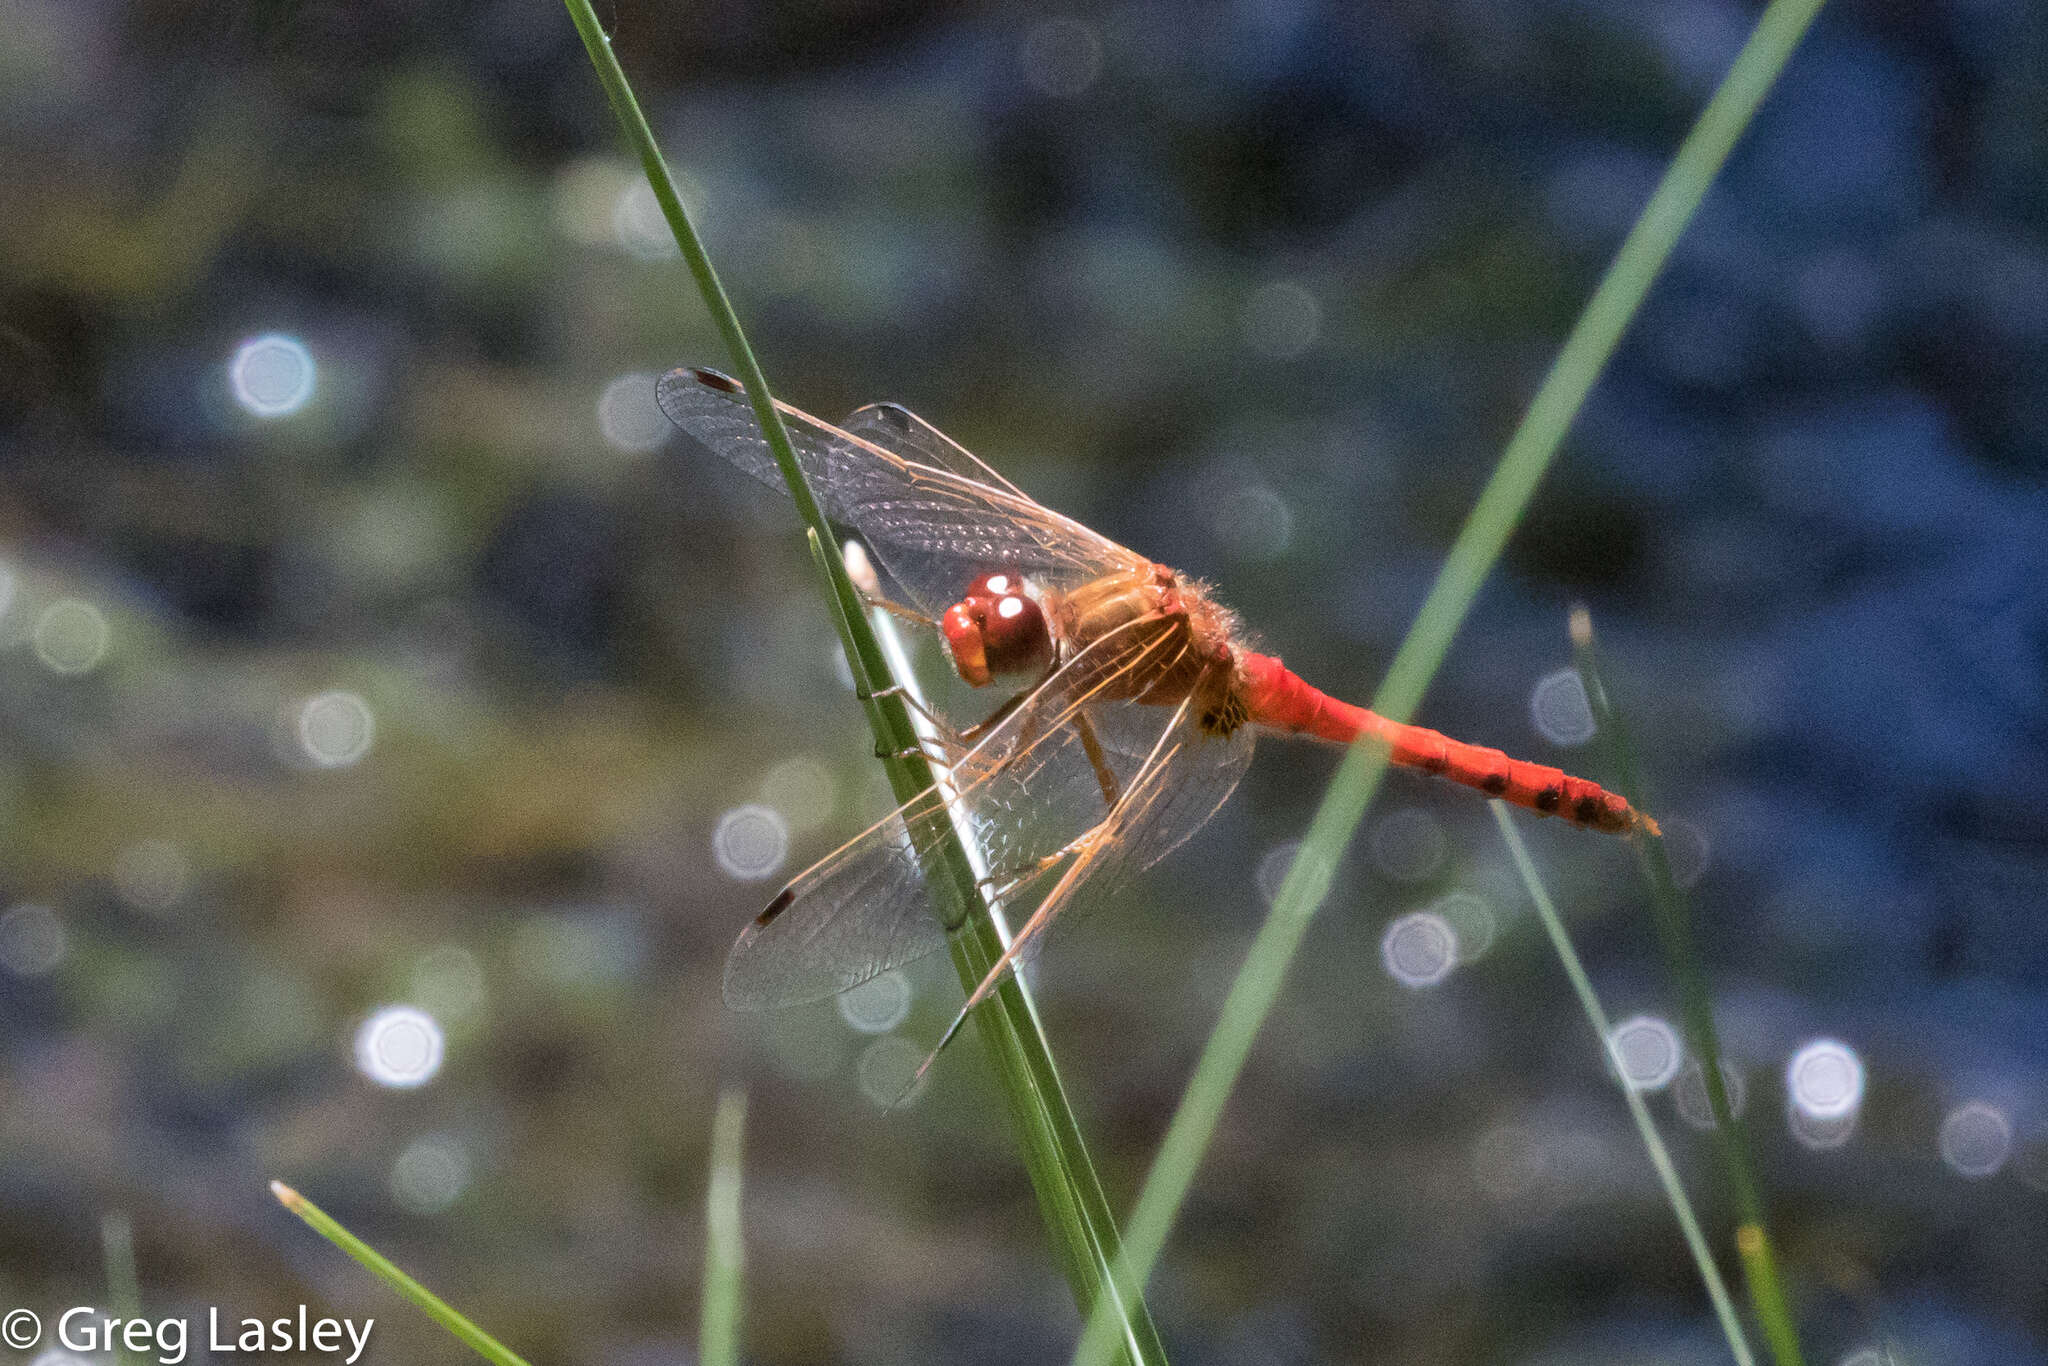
[[3, 0, 2046, 1361]]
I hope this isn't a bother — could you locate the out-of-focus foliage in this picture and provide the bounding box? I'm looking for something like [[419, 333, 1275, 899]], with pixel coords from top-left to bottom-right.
[[2, 2, 2045, 1363]]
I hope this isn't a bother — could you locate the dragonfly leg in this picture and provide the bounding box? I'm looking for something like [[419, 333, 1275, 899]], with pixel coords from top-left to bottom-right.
[[857, 683, 962, 741], [959, 688, 1031, 747], [863, 595, 937, 629], [874, 738, 953, 765], [975, 864, 1047, 904], [1072, 711, 1120, 810]]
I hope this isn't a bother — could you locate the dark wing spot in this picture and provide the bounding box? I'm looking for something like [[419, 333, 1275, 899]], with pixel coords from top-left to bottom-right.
[[693, 367, 743, 394], [1574, 794, 1605, 823], [755, 887, 795, 926], [1534, 787, 1562, 813], [1200, 689, 1251, 736], [875, 402, 913, 432], [1421, 754, 1448, 776], [1481, 773, 1509, 795]]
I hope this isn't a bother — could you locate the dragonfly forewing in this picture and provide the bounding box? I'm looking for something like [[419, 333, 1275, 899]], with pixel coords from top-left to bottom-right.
[[657, 368, 1145, 617], [839, 400, 1032, 501]]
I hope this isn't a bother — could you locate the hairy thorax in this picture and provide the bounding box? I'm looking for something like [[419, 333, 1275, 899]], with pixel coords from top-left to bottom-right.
[[1053, 565, 1248, 734]]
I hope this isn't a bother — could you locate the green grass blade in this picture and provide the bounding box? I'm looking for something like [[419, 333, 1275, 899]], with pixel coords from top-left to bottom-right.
[[562, 12, 1162, 1359], [558, 2, 829, 545], [699, 1090, 747, 1366], [1570, 610, 1804, 1365], [100, 1211, 143, 1366], [1492, 803, 1755, 1366], [1071, 3, 1825, 1363], [271, 1181, 536, 1366]]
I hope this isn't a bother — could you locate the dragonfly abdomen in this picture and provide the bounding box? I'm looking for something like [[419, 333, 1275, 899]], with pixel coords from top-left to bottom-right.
[[1236, 651, 1657, 836]]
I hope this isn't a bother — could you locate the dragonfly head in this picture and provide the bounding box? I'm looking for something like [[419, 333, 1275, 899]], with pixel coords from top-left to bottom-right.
[[940, 572, 1054, 687]]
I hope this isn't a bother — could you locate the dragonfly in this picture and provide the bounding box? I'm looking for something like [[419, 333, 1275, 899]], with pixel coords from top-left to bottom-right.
[[658, 366, 1657, 1034]]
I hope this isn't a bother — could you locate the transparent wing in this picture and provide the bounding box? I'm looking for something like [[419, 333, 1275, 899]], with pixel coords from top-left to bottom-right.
[[1079, 693, 1256, 884], [838, 400, 1031, 501], [942, 684, 1255, 1022], [723, 603, 1243, 1009], [657, 367, 1145, 616]]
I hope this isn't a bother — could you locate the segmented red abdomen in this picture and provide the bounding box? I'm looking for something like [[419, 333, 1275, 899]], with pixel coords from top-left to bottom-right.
[[1236, 652, 1657, 837]]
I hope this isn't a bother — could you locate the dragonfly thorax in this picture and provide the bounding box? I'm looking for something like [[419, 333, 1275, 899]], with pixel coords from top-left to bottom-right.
[[1053, 566, 1246, 728], [940, 571, 1055, 687]]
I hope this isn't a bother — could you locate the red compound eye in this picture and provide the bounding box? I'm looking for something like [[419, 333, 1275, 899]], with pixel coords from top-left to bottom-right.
[[979, 588, 1051, 675], [940, 574, 1054, 686]]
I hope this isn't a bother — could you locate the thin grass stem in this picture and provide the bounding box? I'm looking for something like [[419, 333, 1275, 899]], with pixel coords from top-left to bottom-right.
[[270, 1182, 535, 1366], [1570, 609, 1804, 1364], [699, 1090, 747, 1366], [1491, 803, 1755, 1366], [1070, 2, 1824, 1362], [100, 1212, 143, 1366], [556, 11, 1158, 1351]]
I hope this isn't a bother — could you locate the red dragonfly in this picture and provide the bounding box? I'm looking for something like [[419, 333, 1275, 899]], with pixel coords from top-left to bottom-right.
[[659, 367, 1656, 1023]]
